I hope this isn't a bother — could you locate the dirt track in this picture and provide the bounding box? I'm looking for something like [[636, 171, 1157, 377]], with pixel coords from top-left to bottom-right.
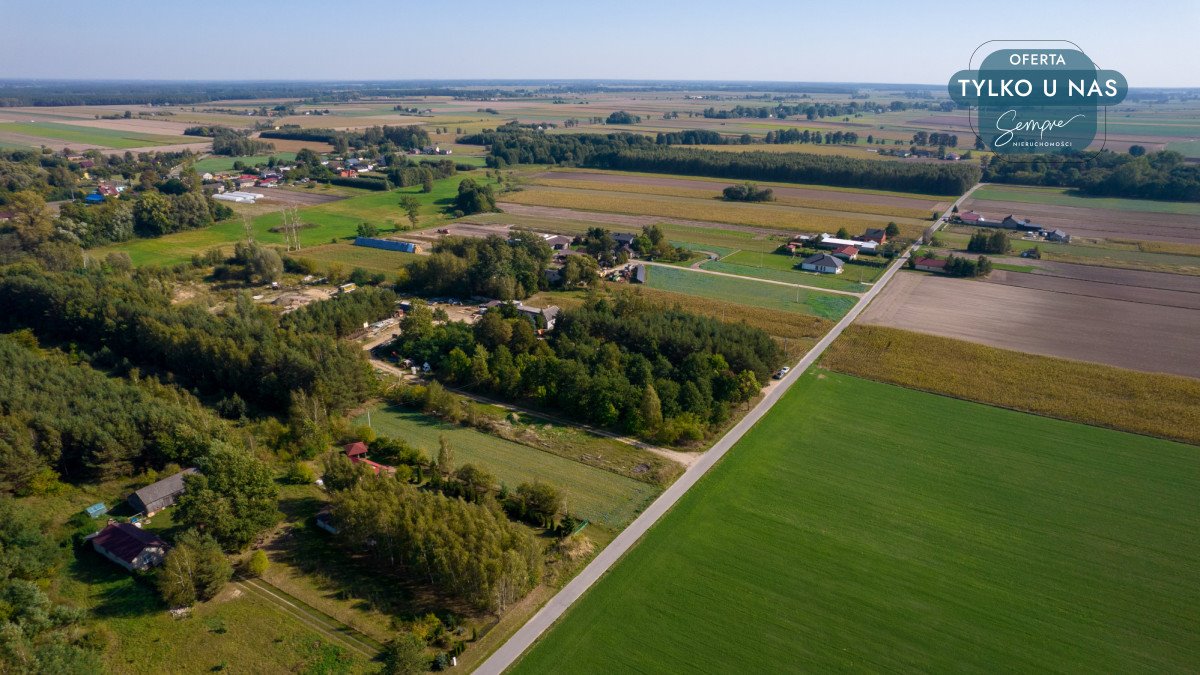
[[860, 270, 1200, 379], [960, 197, 1200, 244], [535, 170, 944, 210]]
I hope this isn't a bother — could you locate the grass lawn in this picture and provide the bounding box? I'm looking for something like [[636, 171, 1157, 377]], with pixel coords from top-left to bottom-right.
[[193, 152, 298, 173], [701, 249, 884, 291], [514, 371, 1200, 673], [294, 243, 419, 279], [57, 549, 374, 674], [642, 264, 857, 320], [354, 405, 658, 530], [971, 184, 1200, 217], [0, 121, 192, 149], [95, 174, 496, 267]]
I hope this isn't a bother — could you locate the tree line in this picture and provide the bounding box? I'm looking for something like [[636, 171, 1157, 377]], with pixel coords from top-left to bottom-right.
[[984, 150, 1200, 201], [459, 127, 979, 195]]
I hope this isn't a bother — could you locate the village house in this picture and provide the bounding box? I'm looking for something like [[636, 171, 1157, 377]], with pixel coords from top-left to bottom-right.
[[89, 522, 168, 572], [544, 234, 574, 250], [1046, 229, 1071, 243], [127, 468, 197, 515], [1001, 215, 1043, 231], [817, 235, 878, 255], [913, 257, 948, 272], [830, 244, 860, 261], [860, 228, 888, 244], [800, 253, 844, 274], [518, 305, 560, 330]]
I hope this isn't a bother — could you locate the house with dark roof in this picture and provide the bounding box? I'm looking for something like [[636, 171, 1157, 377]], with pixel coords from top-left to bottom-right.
[[861, 228, 888, 244], [800, 253, 844, 274], [1002, 215, 1042, 231], [127, 468, 197, 515], [89, 522, 168, 571], [913, 257, 948, 272]]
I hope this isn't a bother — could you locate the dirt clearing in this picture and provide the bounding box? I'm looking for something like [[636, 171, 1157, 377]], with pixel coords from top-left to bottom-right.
[[860, 271, 1200, 379]]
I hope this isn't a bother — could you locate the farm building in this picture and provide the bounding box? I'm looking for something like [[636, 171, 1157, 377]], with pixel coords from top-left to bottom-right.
[[1002, 215, 1043, 231], [128, 468, 197, 515], [800, 253, 844, 274], [89, 522, 168, 572], [913, 257, 948, 272], [544, 235, 574, 250], [632, 264, 647, 283], [353, 457, 396, 476], [1046, 229, 1071, 243], [354, 237, 419, 253], [860, 228, 888, 244], [956, 211, 999, 226], [830, 245, 860, 261], [817, 235, 878, 255]]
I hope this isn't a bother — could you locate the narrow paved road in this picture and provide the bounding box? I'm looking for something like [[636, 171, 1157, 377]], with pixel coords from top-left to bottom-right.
[[474, 182, 983, 674]]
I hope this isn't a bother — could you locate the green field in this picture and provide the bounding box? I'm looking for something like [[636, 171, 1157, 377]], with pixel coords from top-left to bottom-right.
[[355, 405, 658, 530], [193, 152, 298, 173], [514, 371, 1200, 673], [0, 121, 192, 149], [95, 174, 494, 267], [642, 264, 856, 320], [1166, 139, 1200, 157], [971, 184, 1200, 217]]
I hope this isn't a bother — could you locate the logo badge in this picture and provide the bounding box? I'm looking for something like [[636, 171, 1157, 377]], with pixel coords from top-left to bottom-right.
[[949, 45, 1127, 155]]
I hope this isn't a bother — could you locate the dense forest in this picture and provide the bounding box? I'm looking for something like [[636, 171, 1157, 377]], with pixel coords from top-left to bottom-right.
[[459, 127, 979, 195], [0, 331, 230, 489], [0, 266, 374, 415], [388, 291, 783, 444], [984, 150, 1200, 201], [261, 124, 431, 155]]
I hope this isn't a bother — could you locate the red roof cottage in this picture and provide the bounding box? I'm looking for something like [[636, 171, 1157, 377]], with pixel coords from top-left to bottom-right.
[[89, 522, 168, 572]]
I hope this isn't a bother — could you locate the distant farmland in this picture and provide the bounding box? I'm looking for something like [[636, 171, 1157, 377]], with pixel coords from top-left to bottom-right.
[[0, 121, 192, 148], [514, 371, 1200, 673]]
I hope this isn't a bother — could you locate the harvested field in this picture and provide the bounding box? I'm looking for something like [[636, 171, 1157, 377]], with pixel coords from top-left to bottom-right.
[[822, 325, 1200, 446], [860, 271, 1200, 378], [990, 261, 1200, 310], [532, 170, 936, 218]]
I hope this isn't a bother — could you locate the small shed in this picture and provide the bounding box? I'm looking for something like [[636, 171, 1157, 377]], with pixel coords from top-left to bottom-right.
[[344, 441, 369, 458], [632, 264, 647, 284]]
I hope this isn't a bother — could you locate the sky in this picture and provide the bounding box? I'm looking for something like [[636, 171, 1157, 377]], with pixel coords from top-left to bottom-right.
[[2, 0, 1198, 87]]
